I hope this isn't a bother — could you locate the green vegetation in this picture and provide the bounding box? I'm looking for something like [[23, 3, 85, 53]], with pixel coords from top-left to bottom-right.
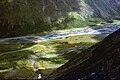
[[34, 34, 105, 76], [0, 50, 35, 79], [45, 28, 120, 80], [0, 0, 120, 79], [0, 43, 35, 53], [0, 42, 38, 79], [52, 12, 105, 30], [38, 34, 100, 49], [0, 0, 120, 38], [31, 45, 54, 54], [0, 34, 106, 79]]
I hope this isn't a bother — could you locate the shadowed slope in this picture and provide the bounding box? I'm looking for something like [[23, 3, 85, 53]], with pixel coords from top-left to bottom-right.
[[45, 29, 120, 80]]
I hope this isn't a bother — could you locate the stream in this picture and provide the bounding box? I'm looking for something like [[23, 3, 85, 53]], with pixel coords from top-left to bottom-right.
[[0, 22, 120, 43]]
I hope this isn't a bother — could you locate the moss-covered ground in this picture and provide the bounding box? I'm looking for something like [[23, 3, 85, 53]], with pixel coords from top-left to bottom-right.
[[0, 50, 36, 79]]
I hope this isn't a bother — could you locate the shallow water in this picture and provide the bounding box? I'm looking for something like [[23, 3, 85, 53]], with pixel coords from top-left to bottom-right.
[[0, 22, 120, 43], [30, 55, 37, 71], [41, 53, 59, 58]]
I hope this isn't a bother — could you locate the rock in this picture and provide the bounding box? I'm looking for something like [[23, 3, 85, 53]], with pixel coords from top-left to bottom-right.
[[65, 37, 69, 39], [106, 20, 113, 23], [61, 41, 69, 45]]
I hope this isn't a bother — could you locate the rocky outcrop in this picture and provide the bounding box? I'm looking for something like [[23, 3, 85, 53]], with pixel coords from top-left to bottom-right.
[[45, 29, 120, 80]]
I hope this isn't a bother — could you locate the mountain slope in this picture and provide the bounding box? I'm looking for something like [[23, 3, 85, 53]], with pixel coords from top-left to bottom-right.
[[0, 0, 120, 37], [45, 29, 120, 80]]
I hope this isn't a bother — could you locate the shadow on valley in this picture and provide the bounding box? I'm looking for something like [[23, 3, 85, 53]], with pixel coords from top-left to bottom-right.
[[45, 29, 120, 80], [0, 41, 36, 53], [36, 32, 110, 79]]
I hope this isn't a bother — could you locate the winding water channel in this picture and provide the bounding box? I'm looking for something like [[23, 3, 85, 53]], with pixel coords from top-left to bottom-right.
[[0, 22, 120, 43]]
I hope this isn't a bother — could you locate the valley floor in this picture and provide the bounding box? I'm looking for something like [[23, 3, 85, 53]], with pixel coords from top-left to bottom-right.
[[0, 21, 120, 79]]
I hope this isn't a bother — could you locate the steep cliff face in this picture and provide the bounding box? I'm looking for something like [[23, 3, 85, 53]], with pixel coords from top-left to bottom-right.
[[0, 0, 120, 37], [45, 29, 120, 80]]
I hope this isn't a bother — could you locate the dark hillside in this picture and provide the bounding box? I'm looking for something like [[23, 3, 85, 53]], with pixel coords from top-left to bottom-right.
[[45, 29, 120, 80], [0, 0, 120, 37]]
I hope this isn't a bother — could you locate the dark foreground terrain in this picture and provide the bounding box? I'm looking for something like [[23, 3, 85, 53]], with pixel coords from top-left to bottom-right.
[[45, 29, 120, 80]]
